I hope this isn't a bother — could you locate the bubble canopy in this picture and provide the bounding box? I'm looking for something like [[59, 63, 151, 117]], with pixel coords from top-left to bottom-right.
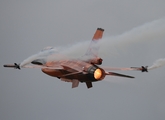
[[41, 46, 54, 52]]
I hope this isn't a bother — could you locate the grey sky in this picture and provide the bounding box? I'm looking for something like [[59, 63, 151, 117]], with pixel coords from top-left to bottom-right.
[[1, 0, 165, 120]]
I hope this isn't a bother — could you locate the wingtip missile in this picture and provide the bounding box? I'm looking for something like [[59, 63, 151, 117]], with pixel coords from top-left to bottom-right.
[[3, 63, 20, 69], [131, 66, 148, 72]]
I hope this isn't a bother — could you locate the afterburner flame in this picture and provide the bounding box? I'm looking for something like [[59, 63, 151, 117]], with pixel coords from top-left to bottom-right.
[[94, 69, 102, 80]]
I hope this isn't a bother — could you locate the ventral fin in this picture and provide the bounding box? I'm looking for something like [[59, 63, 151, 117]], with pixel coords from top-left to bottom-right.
[[72, 80, 79, 88], [85, 82, 93, 88]]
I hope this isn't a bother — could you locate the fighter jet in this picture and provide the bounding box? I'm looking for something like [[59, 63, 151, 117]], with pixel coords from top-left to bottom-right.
[[4, 28, 145, 88]]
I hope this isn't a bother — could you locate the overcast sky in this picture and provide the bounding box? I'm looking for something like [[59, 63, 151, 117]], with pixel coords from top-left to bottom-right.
[[1, 0, 165, 120]]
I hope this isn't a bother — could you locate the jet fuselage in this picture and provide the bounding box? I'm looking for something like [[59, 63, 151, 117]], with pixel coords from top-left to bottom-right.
[[41, 59, 105, 82]]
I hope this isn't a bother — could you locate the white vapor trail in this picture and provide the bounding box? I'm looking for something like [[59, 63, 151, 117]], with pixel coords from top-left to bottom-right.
[[61, 18, 165, 58], [20, 18, 165, 68], [148, 58, 165, 70]]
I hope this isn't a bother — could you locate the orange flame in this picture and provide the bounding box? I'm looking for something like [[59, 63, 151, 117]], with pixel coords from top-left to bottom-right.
[[94, 69, 102, 80]]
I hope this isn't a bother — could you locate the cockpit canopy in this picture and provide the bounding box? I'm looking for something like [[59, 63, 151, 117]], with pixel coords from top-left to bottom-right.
[[41, 46, 54, 52]]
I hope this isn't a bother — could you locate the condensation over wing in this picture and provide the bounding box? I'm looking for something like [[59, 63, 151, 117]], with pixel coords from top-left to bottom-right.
[[85, 28, 104, 57]]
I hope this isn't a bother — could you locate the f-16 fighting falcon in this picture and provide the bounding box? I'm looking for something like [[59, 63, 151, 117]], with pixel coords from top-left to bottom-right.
[[4, 28, 147, 88]]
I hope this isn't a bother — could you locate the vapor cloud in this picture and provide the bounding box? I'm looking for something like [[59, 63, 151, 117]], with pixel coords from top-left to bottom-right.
[[60, 18, 165, 58], [148, 58, 165, 70], [21, 18, 165, 69]]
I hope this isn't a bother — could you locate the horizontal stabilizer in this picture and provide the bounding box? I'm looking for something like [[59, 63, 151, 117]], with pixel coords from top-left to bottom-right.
[[106, 72, 135, 78]]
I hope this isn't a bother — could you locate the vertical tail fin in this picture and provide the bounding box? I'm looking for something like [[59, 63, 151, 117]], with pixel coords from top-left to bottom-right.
[[85, 28, 104, 57], [92, 28, 104, 40]]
